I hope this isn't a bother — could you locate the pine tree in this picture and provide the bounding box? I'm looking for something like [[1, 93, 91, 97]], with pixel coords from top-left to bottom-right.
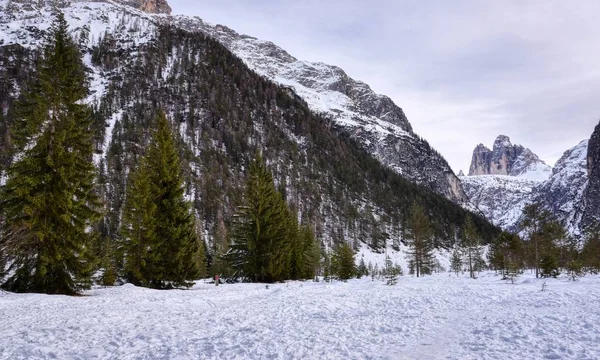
[[405, 202, 434, 277], [581, 227, 600, 274], [331, 242, 356, 281], [0, 12, 100, 294], [450, 247, 463, 276], [120, 111, 202, 289], [463, 214, 483, 279], [228, 153, 289, 283], [357, 257, 368, 278], [300, 224, 321, 279], [384, 254, 400, 285]]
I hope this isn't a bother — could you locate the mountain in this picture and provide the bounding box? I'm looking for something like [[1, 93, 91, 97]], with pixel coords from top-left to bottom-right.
[[172, 17, 468, 204], [582, 121, 600, 230], [536, 140, 589, 235], [461, 134, 590, 235], [0, 0, 497, 251], [468, 135, 552, 180]]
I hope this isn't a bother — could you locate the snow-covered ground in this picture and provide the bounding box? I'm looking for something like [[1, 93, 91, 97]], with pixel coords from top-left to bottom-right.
[[1, 272, 599, 360]]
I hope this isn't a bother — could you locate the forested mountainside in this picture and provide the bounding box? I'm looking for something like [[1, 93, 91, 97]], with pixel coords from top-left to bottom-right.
[[0, 0, 497, 256], [172, 17, 469, 204]]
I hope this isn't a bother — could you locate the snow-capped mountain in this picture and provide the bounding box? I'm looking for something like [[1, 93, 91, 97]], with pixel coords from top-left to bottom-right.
[[536, 140, 589, 236], [582, 122, 600, 231], [1, 1, 467, 204], [461, 134, 591, 235], [172, 17, 468, 203], [0, 0, 498, 251], [468, 135, 552, 180]]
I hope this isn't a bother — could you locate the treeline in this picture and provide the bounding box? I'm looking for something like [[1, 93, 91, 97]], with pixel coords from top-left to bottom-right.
[[485, 203, 600, 282]]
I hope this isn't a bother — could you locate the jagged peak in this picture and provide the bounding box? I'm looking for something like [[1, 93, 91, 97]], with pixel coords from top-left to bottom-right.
[[108, 0, 171, 14], [493, 135, 512, 150]]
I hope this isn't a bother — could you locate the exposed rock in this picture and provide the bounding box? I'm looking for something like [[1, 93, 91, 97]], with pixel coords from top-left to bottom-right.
[[535, 140, 589, 235], [462, 137, 590, 235], [582, 121, 600, 229], [112, 0, 171, 14], [468, 135, 551, 180]]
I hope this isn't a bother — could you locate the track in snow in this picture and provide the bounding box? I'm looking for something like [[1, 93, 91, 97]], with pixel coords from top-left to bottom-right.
[[1, 272, 599, 359]]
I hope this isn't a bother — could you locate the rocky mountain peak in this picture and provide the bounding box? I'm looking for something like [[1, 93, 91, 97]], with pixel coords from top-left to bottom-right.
[[4, 0, 171, 14], [106, 0, 172, 14], [468, 134, 551, 180], [493, 135, 512, 150]]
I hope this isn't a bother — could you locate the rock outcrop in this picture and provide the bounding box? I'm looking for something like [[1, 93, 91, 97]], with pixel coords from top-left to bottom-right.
[[468, 135, 551, 180], [112, 0, 171, 14], [582, 121, 600, 229], [462, 136, 590, 235]]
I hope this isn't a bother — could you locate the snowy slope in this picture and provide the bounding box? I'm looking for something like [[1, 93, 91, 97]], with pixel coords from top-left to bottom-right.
[[535, 140, 589, 236], [461, 140, 589, 233], [460, 175, 540, 230], [1, 273, 599, 360]]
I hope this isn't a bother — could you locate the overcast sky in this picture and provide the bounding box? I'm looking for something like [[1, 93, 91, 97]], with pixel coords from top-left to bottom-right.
[[169, 0, 600, 173]]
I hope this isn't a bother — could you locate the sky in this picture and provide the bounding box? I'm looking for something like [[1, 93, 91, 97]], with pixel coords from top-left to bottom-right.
[[169, 0, 600, 173]]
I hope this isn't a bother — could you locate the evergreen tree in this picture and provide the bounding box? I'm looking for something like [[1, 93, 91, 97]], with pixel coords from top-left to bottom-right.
[[450, 247, 463, 276], [120, 111, 202, 289], [405, 202, 434, 277], [581, 227, 600, 274], [0, 12, 100, 294], [357, 257, 368, 278], [300, 224, 321, 279], [228, 153, 289, 283], [384, 254, 400, 285], [331, 242, 356, 281], [520, 203, 562, 278], [463, 214, 483, 279]]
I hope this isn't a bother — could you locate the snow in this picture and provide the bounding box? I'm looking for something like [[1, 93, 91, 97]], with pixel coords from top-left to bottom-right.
[[461, 175, 540, 229], [1, 272, 599, 360]]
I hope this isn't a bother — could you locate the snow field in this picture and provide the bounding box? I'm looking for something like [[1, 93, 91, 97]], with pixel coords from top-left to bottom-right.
[[1, 272, 599, 360]]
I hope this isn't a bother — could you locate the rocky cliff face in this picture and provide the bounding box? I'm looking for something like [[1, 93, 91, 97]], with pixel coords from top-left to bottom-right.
[[462, 136, 590, 235], [468, 135, 551, 180], [535, 140, 589, 235], [112, 0, 171, 14], [582, 121, 600, 229], [6, 0, 171, 14]]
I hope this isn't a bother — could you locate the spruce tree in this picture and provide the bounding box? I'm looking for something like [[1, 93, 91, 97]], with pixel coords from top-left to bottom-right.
[[0, 12, 100, 294], [463, 214, 483, 279], [332, 242, 356, 281], [120, 111, 202, 289], [581, 227, 600, 274], [450, 247, 463, 276], [405, 202, 434, 277], [300, 224, 321, 279], [228, 153, 289, 283], [384, 255, 400, 285]]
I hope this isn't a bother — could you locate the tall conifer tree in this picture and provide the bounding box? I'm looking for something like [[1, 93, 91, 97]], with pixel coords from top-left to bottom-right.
[[405, 202, 434, 277], [0, 12, 99, 294], [228, 153, 289, 283], [463, 214, 484, 279], [120, 111, 202, 288]]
